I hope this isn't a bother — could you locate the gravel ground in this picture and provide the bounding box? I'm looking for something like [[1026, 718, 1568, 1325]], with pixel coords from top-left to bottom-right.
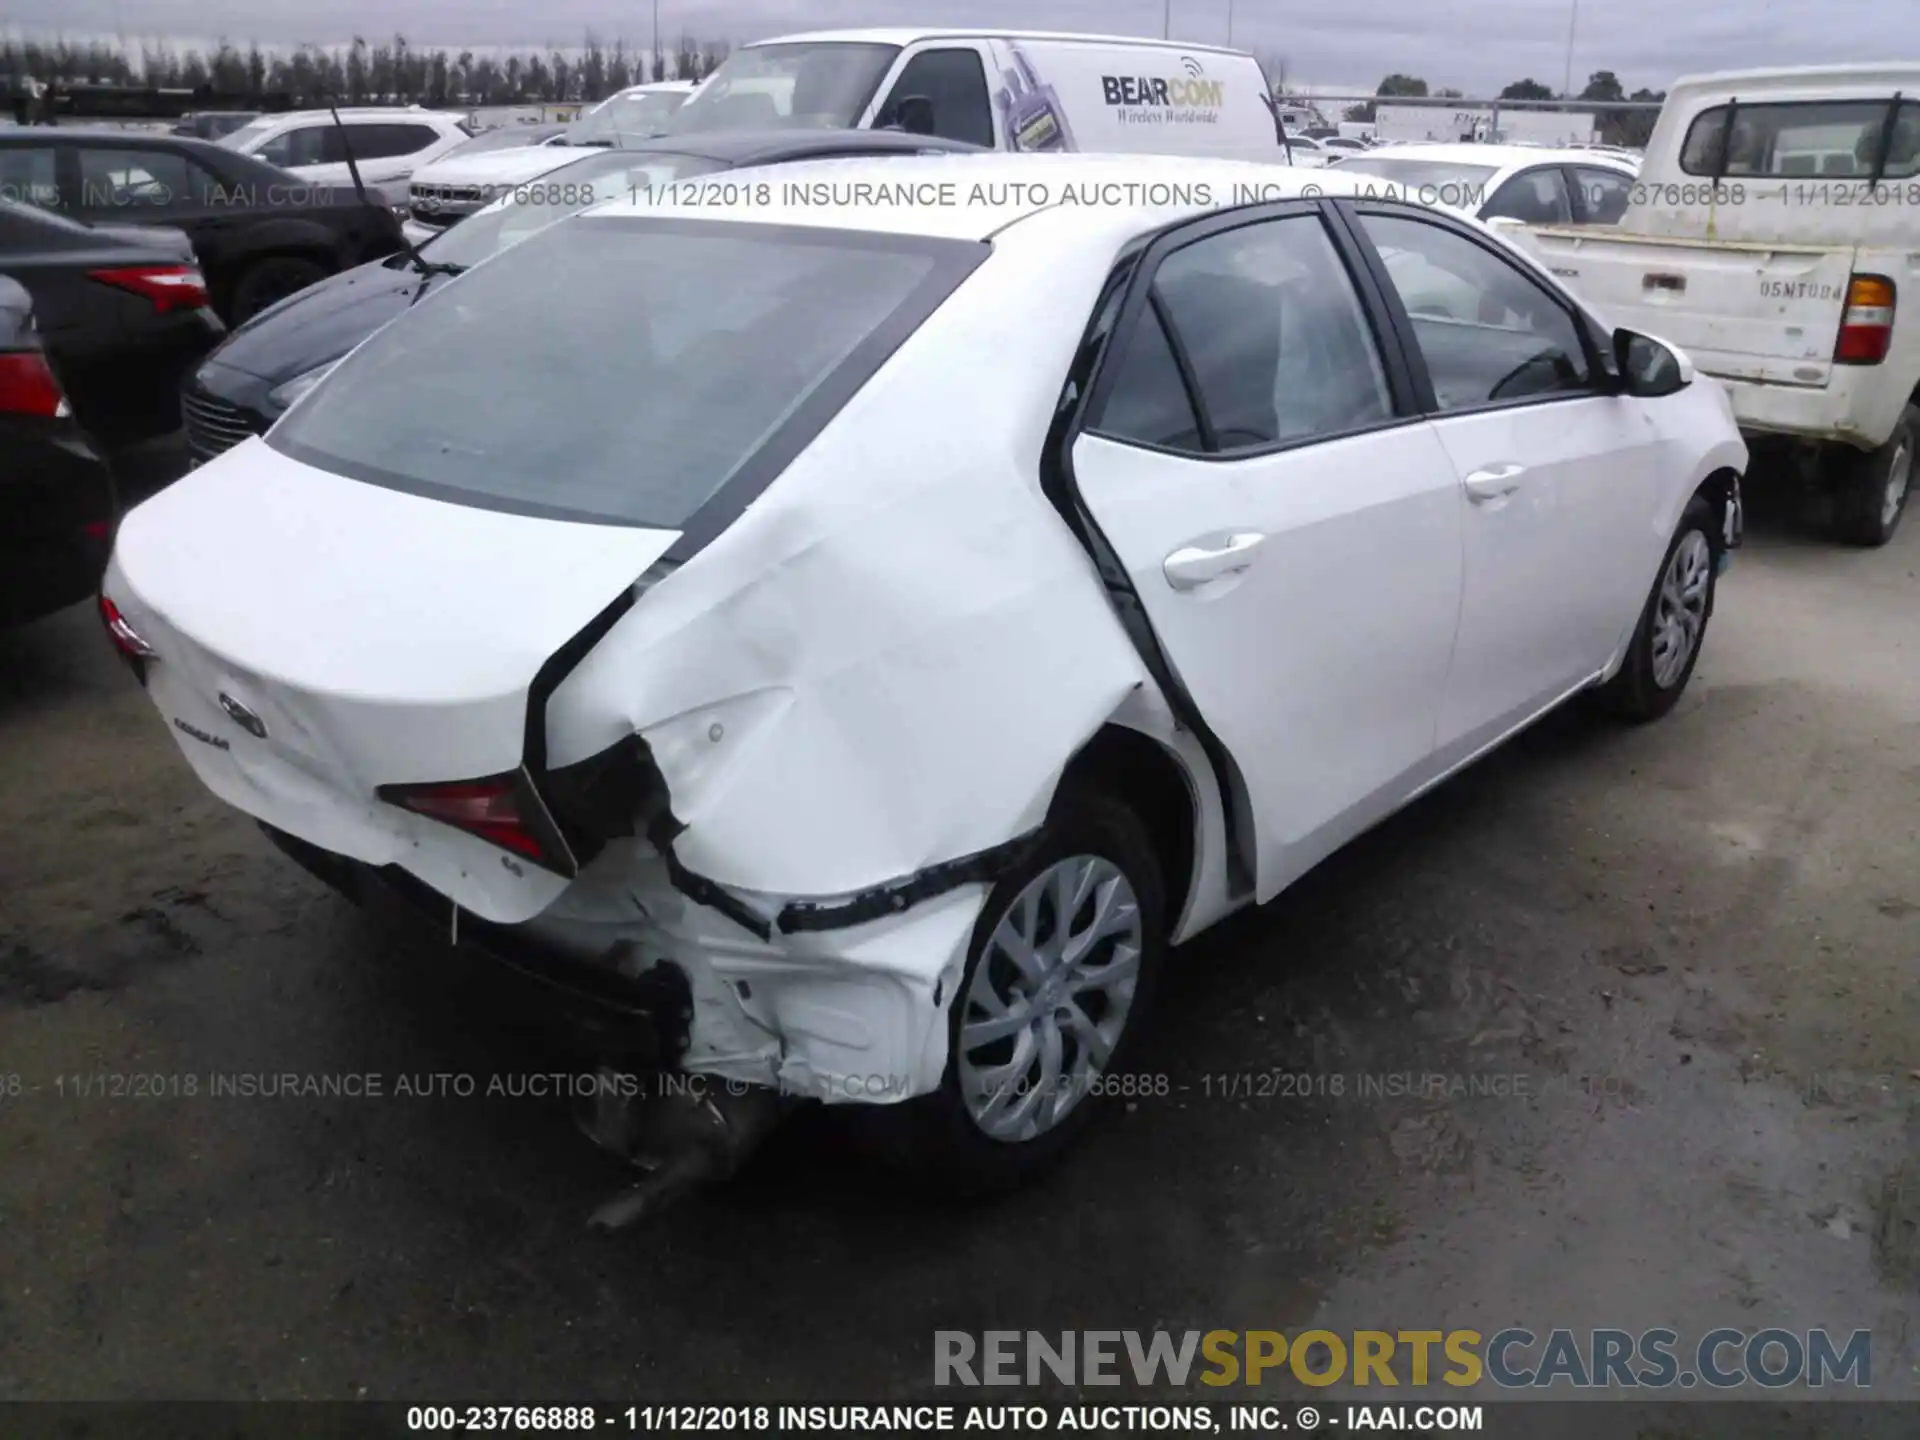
[[0, 459, 1915, 1422]]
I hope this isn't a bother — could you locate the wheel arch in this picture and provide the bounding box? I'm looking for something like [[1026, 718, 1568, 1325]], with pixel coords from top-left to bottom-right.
[[1690, 463, 1743, 562], [1054, 721, 1203, 941]]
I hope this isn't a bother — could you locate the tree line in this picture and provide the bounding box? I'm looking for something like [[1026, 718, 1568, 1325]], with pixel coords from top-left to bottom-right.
[[1350, 71, 1668, 146], [0, 34, 733, 108]]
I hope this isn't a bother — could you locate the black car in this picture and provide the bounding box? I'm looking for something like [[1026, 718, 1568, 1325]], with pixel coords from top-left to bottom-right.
[[0, 275, 116, 627], [0, 128, 406, 322], [180, 128, 979, 465], [0, 197, 224, 452]]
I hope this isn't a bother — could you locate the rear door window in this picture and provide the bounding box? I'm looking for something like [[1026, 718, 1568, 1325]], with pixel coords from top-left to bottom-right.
[[350, 124, 446, 160], [1480, 167, 1573, 224], [256, 124, 333, 168], [271, 216, 986, 532], [76, 147, 222, 212], [1571, 166, 1633, 223], [0, 146, 60, 209]]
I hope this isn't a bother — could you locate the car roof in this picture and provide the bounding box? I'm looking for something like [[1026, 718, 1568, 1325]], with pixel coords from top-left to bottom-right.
[[1346, 142, 1633, 171], [0, 126, 223, 151], [585, 152, 1381, 242], [632, 128, 986, 163], [248, 108, 466, 123], [1666, 62, 1920, 102], [747, 27, 1258, 57]]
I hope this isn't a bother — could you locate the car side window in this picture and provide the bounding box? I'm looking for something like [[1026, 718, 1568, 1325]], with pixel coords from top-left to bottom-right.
[[1093, 304, 1206, 451], [1360, 212, 1592, 412], [77, 148, 217, 211], [1152, 216, 1393, 451], [258, 125, 332, 168], [349, 124, 445, 160], [874, 50, 994, 148], [1572, 166, 1632, 224], [1480, 166, 1572, 224], [0, 146, 60, 209]]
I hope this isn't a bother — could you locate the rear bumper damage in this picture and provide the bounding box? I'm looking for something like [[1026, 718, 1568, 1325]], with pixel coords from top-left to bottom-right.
[[261, 816, 995, 1108]]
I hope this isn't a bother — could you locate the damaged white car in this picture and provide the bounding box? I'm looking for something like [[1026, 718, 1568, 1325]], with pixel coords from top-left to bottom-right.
[[101, 156, 1746, 1203]]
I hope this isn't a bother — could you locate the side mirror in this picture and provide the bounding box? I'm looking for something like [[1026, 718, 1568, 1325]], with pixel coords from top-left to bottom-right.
[[887, 94, 937, 136], [1614, 328, 1693, 397]]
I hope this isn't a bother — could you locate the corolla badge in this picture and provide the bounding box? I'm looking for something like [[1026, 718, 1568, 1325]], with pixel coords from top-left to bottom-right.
[[217, 692, 268, 739]]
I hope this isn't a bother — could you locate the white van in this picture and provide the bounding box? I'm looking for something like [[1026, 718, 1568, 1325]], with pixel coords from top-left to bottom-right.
[[1514, 65, 1920, 545], [666, 29, 1289, 161]]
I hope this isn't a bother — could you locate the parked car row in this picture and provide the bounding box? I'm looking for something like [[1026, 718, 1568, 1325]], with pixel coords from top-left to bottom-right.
[[403, 82, 697, 240], [0, 272, 116, 627]]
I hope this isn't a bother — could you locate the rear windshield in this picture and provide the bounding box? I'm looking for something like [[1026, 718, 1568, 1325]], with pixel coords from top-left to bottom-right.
[[420, 150, 725, 269], [669, 43, 900, 133], [566, 90, 689, 146], [1680, 99, 1920, 179], [271, 215, 984, 531]]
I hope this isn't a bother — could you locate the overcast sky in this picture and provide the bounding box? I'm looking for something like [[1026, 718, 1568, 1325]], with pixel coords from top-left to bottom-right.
[[2, 0, 1879, 96]]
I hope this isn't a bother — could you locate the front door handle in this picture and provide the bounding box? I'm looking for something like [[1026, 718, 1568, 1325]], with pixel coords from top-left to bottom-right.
[[1164, 532, 1266, 590], [1463, 463, 1526, 502]]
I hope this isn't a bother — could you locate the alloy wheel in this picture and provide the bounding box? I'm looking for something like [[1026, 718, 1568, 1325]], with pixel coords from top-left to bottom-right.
[[1651, 530, 1712, 690], [956, 855, 1144, 1143]]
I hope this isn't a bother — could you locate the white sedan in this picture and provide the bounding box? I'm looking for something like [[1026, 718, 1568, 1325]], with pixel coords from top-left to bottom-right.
[[1329, 142, 1641, 224], [101, 156, 1745, 1193]]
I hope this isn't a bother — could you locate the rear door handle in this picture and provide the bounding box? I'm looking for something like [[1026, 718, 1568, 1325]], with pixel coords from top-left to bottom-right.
[[1463, 463, 1526, 502], [1164, 532, 1266, 590]]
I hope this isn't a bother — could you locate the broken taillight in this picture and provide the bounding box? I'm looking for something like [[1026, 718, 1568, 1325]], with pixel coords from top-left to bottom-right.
[[88, 264, 210, 316], [1835, 274, 1896, 365], [0, 351, 67, 417], [98, 594, 156, 685], [379, 772, 572, 870]]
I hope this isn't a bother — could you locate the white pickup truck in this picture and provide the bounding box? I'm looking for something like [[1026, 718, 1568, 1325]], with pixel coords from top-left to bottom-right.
[[1507, 65, 1920, 546]]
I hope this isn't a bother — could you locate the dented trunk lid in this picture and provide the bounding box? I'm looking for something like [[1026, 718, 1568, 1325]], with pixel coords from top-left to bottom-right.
[[107, 440, 674, 923]]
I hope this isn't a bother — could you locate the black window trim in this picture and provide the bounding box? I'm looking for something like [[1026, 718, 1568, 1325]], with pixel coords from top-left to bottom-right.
[[1080, 197, 1427, 465], [266, 215, 989, 564], [1333, 197, 1611, 421]]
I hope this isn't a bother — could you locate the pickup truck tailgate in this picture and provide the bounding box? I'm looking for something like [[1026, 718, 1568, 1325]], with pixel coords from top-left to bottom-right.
[[1520, 228, 1855, 387]]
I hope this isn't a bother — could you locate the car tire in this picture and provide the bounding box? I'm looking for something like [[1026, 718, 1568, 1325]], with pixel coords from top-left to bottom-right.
[[1833, 406, 1915, 548], [1600, 495, 1719, 724], [229, 256, 330, 323], [872, 788, 1167, 1195]]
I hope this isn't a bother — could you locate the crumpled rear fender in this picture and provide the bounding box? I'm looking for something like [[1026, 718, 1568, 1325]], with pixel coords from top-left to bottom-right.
[[545, 232, 1152, 908]]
